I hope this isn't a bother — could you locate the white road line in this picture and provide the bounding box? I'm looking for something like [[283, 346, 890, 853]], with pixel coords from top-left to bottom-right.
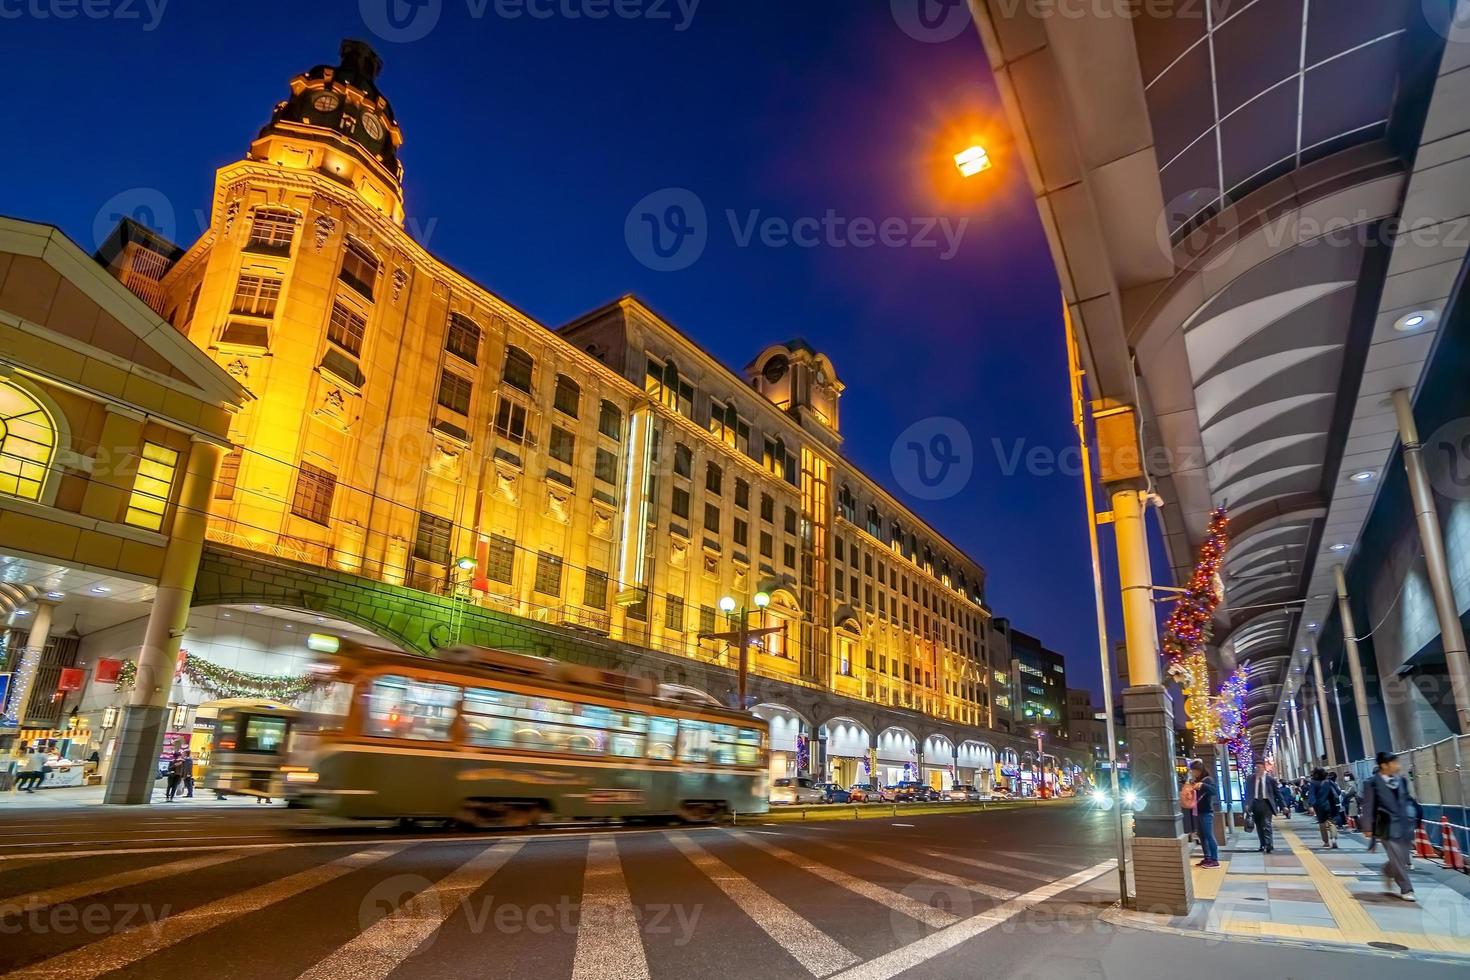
[[5, 843, 409, 980], [667, 832, 859, 978], [296, 840, 525, 980], [821, 843, 1014, 900], [729, 832, 958, 929], [0, 849, 253, 917], [828, 860, 1117, 980], [917, 850, 1050, 881], [571, 838, 649, 980]]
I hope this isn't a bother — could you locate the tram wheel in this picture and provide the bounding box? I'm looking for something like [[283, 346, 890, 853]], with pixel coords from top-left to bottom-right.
[[458, 801, 544, 830], [677, 802, 723, 824]]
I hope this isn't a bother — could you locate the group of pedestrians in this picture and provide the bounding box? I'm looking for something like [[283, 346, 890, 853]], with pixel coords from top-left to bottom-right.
[[12, 741, 55, 792], [164, 749, 195, 801]]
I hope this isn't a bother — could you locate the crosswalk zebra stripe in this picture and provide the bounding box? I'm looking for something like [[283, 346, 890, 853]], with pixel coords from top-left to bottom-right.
[[296, 841, 525, 980], [822, 843, 1015, 900], [666, 832, 860, 978], [571, 838, 649, 980], [0, 849, 253, 919], [916, 850, 1051, 881], [5, 844, 410, 980], [828, 860, 1117, 980], [729, 832, 958, 929]]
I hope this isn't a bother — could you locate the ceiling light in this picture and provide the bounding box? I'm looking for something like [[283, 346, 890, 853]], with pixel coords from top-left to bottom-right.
[[1329, 543, 1349, 553], [1394, 310, 1435, 332], [1349, 470, 1375, 483], [1313, 594, 1331, 601], [45, 591, 64, 600], [91, 585, 110, 594]]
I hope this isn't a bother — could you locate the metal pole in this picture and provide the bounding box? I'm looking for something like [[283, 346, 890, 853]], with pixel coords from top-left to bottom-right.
[[1331, 656, 1350, 768], [1063, 302, 1129, 904], [737, 607, 749, 711], [1335, 564, 1375, 760], [1392, 388, 1470, 733]]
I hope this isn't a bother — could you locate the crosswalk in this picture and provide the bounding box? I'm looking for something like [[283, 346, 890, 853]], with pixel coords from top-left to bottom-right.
[[0, 829, 1114, 980]]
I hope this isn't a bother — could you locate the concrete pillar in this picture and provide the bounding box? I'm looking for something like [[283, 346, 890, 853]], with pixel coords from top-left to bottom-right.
[[1393, 388, 1470, 734], [105, 437, 223, 805], [1334, 565, 1375, 760], [1112, 488, 1190, 914], [1311, 647, 1339, 766], [6, 599, 58, 730]]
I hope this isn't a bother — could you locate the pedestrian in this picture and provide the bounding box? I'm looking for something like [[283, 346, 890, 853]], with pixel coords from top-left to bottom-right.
[[1341, 772, 1360, 828], [17, 743, 49, 793], [1189, 759, 1220, 869], [1276, 779, 1294, 818], [181, 749, 195, 798], [1179, 775, 1198, 845], [1361, 751, 1419, 902], [164, 751, 183, 802], [1308, 768, 1340, 848], [1246, 760, 1282, 853]]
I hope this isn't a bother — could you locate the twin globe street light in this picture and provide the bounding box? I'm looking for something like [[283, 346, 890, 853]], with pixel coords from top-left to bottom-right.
[[704, 591, 779, 711]]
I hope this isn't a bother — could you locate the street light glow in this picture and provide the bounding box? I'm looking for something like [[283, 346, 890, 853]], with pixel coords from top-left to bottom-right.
[[954, 144, 991, 177], [718, 596, 737, 613], [753, 591, 770, 608], [455, 556, 477, 571]]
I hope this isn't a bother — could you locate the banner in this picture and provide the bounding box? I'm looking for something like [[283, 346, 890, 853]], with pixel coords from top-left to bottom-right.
[[95, 659, 123, 684], [57, 667, 84, 692]]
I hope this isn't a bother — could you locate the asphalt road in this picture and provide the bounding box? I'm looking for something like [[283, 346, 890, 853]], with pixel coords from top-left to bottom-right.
[[0, 802, 1462, 979]]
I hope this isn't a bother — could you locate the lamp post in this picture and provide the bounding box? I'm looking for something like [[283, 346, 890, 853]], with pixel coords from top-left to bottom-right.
[[702, 591, 775, 711]]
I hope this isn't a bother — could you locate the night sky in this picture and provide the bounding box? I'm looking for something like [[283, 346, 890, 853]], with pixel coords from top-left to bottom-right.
[[1, 0, 1144, 701]]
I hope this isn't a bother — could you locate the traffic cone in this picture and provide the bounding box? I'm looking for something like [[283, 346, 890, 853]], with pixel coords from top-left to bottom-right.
[[1440, 814, 1466, 872], [1414, 821, 1437, 859]]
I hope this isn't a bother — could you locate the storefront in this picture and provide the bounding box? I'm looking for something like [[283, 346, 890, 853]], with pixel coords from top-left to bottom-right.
[[820, 717, 870, 787], [921, 734, 955, 790], [876, 726, 918, 786], [957, 740, 996, 794], [752, 703, 806, 784]]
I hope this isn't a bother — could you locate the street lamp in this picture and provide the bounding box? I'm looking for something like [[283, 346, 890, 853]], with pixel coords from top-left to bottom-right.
[[704, 591, 774, 710]]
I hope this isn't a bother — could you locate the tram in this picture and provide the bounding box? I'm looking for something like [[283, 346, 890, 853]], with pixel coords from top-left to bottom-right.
[[200, 698, 336, 800], [284, 640, 770, 826]]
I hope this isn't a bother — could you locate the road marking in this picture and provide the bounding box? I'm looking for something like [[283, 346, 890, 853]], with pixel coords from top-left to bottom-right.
[[916, 850, 1050, 881], [890, 823, 914, 828], [828, 859, 1116, 980], [296, 841, 525, 980], [729, 831, 958, 929], [571, 838, 649, 980], [821, 843, 1014, 900], [5, 844, 409, 980], [667, 832, 859, 978], [0, 849, 253, 917]]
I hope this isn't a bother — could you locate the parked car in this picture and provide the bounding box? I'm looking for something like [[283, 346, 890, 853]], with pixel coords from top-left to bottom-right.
[[947, 784, 982, 802], [816, 782, 851, 804], [848, 782, 879, 803], [885, 780, 939, 803], [769, 776, 824, 805]]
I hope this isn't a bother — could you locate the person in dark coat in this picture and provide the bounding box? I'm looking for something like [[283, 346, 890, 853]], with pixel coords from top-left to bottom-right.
[[1308, 768, 1341, 848], [164, 752, 183, 802], [1189, 759, 1220, 868], [1245, 761, 1282, 853], [1361, 751, 1418, 902]]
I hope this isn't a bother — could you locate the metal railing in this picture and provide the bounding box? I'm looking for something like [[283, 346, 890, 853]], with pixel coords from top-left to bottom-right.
[[1349, 733, 1469, 862]]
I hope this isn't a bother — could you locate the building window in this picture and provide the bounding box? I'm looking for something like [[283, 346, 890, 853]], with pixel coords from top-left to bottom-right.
[[583, 568, 608, 608], [704, 502, 720, 534], [598, 400, 621, 440], [290, 461, 336, 525], [672, 486, 690, 521], [646, 356, 694, 418], [699, 605, 716, 635], [594, 448, 618, 485], [245, 207, 299, 254], [534, 552, 563, 596], [214, 448, 241, 500], [493, 396, 528, 443], [445, 313, 480, 363], [437, 370, 472, 415], [705, 462, 722, 495], [866, 505, 881, 537], [783, 543, 796, 568], [549, 425, 575, 465], [734, 478, 749, 509], [0, 382, 56, 502], [413, 512, 453, 564], [708, 399, 749, 452], [760, 493, 774, 523], [327, 301, 367, 356], [123, 441, 178, 530], [231, 273, 281, 318], [733, 518, 748, 547], [339, 237, 379, 300], [673, 443, 692, 478], [783, 506, 797, 535], [502, 345, 534, 393], [487, 534, 515, 584], [664, 596, 684, 632], [553, 375, 580, 418], [760, 531, 773, 559], [837, 484, 856, 522]]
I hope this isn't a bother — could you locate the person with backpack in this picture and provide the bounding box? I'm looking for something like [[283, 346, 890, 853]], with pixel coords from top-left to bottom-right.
[[1179, 775, 1199, 846], [1308, 768, 1341, 848]]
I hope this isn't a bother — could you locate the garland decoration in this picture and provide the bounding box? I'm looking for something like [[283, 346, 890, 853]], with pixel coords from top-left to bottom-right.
[[795, 733, 810, 775], [115, 660, 137, 692], [176, 652, 327, 701], [1163, 507, 1229, 735]]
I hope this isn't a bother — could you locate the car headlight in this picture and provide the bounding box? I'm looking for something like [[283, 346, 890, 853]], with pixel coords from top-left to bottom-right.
[[285, 771, 319, 784]]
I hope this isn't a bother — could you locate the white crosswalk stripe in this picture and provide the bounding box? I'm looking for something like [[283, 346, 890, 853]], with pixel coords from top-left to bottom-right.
[[729, 831, 958, 929], [0, 849, 253, 920], [5, 844, 409, 980], [295, 840, 525, 980], [916, 850, 1052, 881], [667, 831, 860, 978], [822, 842, 1015, 900], [571, 837, 650, 980]]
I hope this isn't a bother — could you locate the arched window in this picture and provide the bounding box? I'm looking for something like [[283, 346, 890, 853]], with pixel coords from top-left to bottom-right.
[[245, 206, 301, 255], [339, 237, 379, 300], [445, 313, 480, 364], [0, 380, 57, 502], [553, 375, 580, 417], [502, 345, 534, 393]]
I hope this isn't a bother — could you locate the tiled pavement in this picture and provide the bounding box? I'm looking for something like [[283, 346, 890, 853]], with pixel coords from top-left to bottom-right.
[[1108, 820, 1470, 962]]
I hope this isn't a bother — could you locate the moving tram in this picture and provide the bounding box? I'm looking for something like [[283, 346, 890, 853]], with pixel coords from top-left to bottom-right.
[[285, 640, 770, 827], [200, 698, 334, 800]]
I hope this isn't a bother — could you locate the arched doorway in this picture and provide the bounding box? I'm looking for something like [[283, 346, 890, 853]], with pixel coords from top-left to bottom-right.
[[921, 734, 955, 790], [876, 725, 918, 786], [819, 716, 871, 787], [958, 740, 997, 795], [752, 703, 809, 783]]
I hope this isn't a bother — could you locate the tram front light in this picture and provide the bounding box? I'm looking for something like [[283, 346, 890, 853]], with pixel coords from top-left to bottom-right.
[[285, 770, 320, 784], [307, 633, 340, 654]]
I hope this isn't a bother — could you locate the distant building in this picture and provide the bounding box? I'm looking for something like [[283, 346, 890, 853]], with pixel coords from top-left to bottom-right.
[[990, 619, 1067, 739]]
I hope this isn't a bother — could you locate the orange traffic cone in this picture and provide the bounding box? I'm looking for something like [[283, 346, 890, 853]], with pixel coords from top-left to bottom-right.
[[1441, 815, 1466, 872], [1415, 821, 1437, 859]]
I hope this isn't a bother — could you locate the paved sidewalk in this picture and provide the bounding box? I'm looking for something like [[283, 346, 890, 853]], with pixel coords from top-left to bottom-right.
[[1106, 821, 1470, 964], [1, 783, 283, 810]]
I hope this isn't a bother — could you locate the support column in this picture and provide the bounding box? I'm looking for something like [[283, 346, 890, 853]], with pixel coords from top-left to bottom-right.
[[1334, 565, 1375, 760], [1112, 487, 1191, 915], [1393, 389, 1470, 734], [1311, 646, 1339, 766], [5, 599, 58, 730], [105, 438, 223, 805]]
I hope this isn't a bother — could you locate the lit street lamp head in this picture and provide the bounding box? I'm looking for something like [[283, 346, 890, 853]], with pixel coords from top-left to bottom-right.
[[954, 145, 991, 177], [753, 591, 770, 608], [718, 596, 737, 614]]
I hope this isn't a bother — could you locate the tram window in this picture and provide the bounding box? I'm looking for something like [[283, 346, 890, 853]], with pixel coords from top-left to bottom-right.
[[461, 688, 607, 756], [608, 710, 648, 758], [647, 717, 677, 761], [240, 715, 288, 753], [678, 719, 712, 763], [363, 675, 460, 741], [709, 724, 763, 766]]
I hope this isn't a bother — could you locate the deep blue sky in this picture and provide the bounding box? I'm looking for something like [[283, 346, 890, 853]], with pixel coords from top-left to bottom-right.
[[0, 0, 1142, 701]]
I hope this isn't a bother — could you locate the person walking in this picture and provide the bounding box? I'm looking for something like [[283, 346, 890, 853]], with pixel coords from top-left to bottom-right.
[[1179, 775, 1199, 846], [1190, 759, 1221, 868], [1340, 772, 1360, 829], [17, 743, 49, 793], [1362, 751, 1419, 902], [1308, 768, 1341, 848], [181, 749, 195, 798], [1246, 761, 1282, 853], [164, 751, 184, 802]]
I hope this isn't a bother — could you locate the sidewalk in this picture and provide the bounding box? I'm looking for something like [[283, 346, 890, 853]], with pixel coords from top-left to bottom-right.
[[1, 783, 284, 810], [1106, 821, 1470, 964]]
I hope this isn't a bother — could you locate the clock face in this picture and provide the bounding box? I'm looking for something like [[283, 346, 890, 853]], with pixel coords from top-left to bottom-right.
[[312, 92, 341, 113], [361, 112, 384, 140], [762, 354, 789, 384]]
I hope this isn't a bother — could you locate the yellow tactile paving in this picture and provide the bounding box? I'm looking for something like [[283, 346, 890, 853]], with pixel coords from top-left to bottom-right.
[[1280, 828, 1386, 943], [1190, 860, 1230, 900]]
